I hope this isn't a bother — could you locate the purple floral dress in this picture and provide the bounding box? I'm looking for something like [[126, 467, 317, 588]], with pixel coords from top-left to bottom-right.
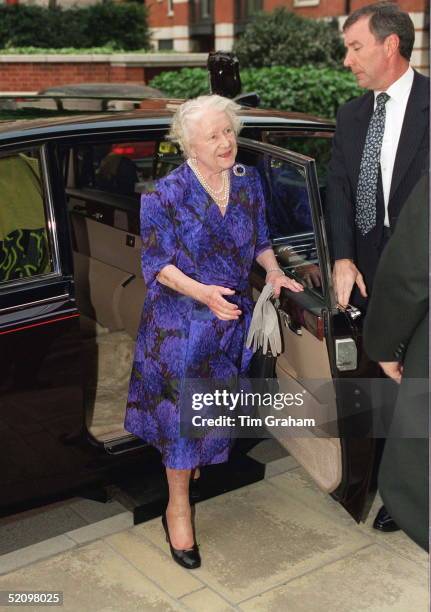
[[124, 162, 271, 469]]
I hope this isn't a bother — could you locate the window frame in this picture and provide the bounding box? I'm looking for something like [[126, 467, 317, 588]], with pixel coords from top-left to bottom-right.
[[0, 144, 62, 291], [237, 136, 335, 308]]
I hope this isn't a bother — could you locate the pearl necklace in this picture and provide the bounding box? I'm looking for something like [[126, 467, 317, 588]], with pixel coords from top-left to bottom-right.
[[188, 159, 230, 209]]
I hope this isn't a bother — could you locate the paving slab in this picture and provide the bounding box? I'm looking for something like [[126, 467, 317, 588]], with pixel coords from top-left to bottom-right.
[[0, 540, 181, 611], [0, 535, 76, 576], [105, 530, 203, 599], [180, 587, 237, 611], [70, 497, 127, 524], [134, 479, 372, 604], [66, 512, 134, 545], [269, 467, 429, 569], [0, 503, 86, 556], [239, 544, 429, 612], [268, 467, 368, 529]]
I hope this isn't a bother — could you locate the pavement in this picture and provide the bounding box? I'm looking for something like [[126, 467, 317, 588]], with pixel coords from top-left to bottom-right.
[[0, 443, 428, 611]]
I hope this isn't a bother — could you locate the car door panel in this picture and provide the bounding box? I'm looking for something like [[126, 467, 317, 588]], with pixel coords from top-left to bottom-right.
[[0, 144, 89, 511], [238, 138, 376, 522]]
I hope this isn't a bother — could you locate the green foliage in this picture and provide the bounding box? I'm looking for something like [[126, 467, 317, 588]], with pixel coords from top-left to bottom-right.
[[149, 66, 362, 120], [0, 47, 152, 55], [233, 8, 345, 69], [149, 68, 210, 99], [0, 3, 150, 51]]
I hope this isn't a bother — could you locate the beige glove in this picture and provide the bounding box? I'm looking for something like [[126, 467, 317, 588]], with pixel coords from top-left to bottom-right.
[[246, 283, 282, 355]]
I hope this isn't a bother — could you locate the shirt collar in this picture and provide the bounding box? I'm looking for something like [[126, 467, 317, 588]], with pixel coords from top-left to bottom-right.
[[374, 65, 414, 104]]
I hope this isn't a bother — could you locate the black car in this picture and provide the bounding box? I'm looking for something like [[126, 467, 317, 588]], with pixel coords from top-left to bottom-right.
[[0, 99, 378, 523]]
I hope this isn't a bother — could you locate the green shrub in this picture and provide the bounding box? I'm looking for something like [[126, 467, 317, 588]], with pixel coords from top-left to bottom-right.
[[232, 8, 345, 69], [0, 46, 151, 55], [149, 68, 210, 99], [0, 3, 150, 50], [84, 3, 150, 50], [150, 66, 362, 120]]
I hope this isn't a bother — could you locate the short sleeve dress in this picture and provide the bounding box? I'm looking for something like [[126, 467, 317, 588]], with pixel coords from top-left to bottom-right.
[[124, 162, 271, 469]]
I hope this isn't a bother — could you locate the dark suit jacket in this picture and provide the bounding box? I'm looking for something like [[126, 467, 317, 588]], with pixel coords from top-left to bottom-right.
[[326, 70, 429, 302], [363, 173, 429, 550]]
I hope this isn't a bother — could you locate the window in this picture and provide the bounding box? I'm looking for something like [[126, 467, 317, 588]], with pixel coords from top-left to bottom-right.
[[0, 148, 57, 285], [68, 139, 183, 232], [158, 39, 174, 51], [235, 0, 262, 20], [168, 0, 174, 16], [263, 132, 333, 211], [201, 0, 211, 18], [74, 140, 182, 197], [247, 0, 262, 14], [75, 141, 154, 197], [236, 146, 325, 297], [293, 0, 320, 6]]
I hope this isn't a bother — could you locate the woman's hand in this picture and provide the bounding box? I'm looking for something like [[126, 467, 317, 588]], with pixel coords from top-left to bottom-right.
[[200, 285, 242, 320], [266, 270, 303, 298]]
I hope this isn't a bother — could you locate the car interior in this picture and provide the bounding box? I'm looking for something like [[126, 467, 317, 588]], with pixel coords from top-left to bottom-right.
[[60, 134, 342, 496], [0, 151, 53, 283], [64, 138, 183, 441]]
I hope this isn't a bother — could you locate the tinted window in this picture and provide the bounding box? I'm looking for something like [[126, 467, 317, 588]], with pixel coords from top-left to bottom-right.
[[74, 140, 182, 197], [0, 149, 56, 284], [263, 132, 333, 210], [254, 153, 324, 297]]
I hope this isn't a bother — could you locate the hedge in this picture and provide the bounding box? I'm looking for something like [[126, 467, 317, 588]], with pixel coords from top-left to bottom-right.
[[233, 8, 345, 69], [0, 3, 150, 51], [150, 66, 362, 120]]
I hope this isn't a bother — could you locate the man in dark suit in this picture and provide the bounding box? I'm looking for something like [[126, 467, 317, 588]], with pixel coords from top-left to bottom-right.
[[327, 2, 429, 306], [326, 1, 429, 531], [363, 174, 429, 550]]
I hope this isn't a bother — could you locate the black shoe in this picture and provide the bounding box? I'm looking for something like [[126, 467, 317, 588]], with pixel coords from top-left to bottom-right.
[[373, 506, 401, 532], [162, 513, 201, 569]]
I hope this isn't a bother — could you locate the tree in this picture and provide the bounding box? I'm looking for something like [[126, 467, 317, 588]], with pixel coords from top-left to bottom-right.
[[233, 8, 345, 69]]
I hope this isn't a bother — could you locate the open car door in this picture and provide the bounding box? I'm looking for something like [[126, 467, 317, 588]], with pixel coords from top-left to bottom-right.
[[237, 137, 379, 523]]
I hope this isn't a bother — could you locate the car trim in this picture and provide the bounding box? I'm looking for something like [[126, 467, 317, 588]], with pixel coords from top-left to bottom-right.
[[0, 312, 79, 336], [40, 144, 62, 278], [0, 293, 70, 314]]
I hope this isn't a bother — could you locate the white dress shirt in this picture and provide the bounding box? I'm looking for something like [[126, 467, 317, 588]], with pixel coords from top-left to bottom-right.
[[374, 65, 414, 226]]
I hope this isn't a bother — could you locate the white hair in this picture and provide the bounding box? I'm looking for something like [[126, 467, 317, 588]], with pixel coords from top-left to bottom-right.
[[169, 95, 242, 157]]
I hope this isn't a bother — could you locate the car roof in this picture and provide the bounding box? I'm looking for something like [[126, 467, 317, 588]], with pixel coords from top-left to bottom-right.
[[38, 83, 164, 97], [0, 101, 334, 143]]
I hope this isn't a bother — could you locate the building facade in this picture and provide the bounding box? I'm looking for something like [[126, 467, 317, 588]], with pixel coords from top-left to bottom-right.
[[146, 0, 429, 72]]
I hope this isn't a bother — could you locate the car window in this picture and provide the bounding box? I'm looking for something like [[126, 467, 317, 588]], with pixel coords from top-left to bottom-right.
[[263, 132, 333, 210], [74, 140, 182, 198], [254, 153, 324, 298], [0, 148, 56, 285]]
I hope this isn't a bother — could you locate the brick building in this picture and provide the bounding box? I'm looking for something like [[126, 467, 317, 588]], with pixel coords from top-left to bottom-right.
[[146, 0, 429, 72]]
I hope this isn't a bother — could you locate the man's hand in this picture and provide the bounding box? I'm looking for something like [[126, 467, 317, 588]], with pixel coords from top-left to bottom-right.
[[296, 263, 322, 289], [333, 259, 367, 307], [379, 361, 403, 384]]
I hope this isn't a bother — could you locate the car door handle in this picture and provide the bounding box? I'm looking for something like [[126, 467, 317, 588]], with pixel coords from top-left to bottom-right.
[[337, 303, 361, 321], [279, 309, 302, 336]]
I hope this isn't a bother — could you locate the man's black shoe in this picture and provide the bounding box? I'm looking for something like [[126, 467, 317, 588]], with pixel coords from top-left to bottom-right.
[[373, 505, 401, 532]]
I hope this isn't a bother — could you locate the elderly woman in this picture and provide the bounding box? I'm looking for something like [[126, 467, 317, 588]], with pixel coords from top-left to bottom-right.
[[124, 95, 303, 569]]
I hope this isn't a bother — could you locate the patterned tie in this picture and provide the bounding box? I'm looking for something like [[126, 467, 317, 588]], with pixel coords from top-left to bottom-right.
[[355, 92, 390, 235]]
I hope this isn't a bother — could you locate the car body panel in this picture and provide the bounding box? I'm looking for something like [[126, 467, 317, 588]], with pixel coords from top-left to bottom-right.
[[0, 106, 376, 522]]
